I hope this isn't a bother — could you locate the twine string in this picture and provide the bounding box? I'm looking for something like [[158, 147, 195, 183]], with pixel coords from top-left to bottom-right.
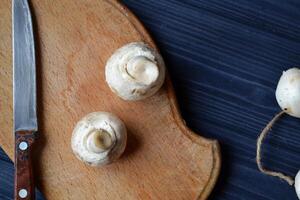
[[256, 110, 294, 186]]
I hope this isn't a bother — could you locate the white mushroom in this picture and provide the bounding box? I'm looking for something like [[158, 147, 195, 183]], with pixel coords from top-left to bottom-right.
[[105, 42, 166, 101], [275, 67, 300, 118], [71, 112, 127, 166], [295, 170, 300, 199]]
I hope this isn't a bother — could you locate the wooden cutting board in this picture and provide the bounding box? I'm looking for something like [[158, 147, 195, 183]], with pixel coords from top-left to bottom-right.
[[0, 0, 221, 199]]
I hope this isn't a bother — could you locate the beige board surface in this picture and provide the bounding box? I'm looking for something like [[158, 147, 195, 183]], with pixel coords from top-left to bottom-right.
[[0, 0, 220, 199]]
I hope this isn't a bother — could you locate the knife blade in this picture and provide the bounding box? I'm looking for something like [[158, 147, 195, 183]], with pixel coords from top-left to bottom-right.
[[13, 0, 37, 199]]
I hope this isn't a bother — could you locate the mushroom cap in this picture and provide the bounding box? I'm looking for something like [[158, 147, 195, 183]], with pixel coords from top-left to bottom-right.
[[71, 112, 127, 166], [295, 170, 300, 199], [105, 42, 166, 101], [275, 68, 300, 118]]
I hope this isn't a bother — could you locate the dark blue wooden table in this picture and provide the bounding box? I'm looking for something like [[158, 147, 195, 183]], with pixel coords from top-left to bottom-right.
[[1, 0, 300, 199]]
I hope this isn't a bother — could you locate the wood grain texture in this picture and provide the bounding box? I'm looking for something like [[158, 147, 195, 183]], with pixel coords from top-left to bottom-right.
[[0, 0, 220, 199]]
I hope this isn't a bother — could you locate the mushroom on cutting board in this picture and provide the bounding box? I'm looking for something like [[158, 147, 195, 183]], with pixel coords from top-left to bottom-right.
[[105, 42, 166, 101], [71, 112, 127, 166]]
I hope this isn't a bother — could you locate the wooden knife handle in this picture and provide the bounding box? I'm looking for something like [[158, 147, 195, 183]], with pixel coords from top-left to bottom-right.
[[14, 131, 36, 200]]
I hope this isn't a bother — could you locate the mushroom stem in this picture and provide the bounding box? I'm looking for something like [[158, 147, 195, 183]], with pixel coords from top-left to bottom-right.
[[126, 56, 159, 85], [87, 129, 113, 153], [256, 110, 294, 185]]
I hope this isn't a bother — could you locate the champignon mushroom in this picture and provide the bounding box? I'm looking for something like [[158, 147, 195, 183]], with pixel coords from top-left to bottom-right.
[[105, 42, 166, 101], [275, 67, 300, 118], [295, 170, 300, 199], [71, 112, 127, 166]]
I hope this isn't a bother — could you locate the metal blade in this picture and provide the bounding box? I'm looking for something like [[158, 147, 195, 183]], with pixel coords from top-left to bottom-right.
[[13, 0, 37, 132]]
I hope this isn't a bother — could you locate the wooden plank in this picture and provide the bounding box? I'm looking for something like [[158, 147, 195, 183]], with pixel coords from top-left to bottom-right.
[[0, 0, 220, 199]]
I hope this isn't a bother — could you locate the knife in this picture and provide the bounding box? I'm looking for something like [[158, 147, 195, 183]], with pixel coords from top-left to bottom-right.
[[13, 0, 37, 199]]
